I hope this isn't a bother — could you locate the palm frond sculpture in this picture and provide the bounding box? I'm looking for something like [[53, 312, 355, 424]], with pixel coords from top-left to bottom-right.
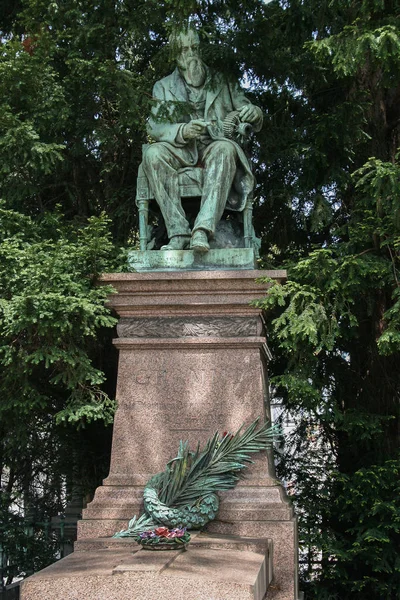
[[114, 418, 278, 537]]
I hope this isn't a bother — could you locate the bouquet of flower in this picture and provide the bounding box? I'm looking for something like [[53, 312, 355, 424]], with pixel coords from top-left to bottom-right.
[[136, 526, 190, 550]]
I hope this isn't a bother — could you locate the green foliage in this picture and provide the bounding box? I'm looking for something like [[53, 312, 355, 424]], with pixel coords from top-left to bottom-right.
[[246, 1, 400, 596], [334, 460, 400, 597], [0, 506, 59, 583], [0, 40, 68, 207], [309, 24, 400, 80], [0, 206, 119, 426], [304, 460, 400, 600], [257, 235, 400, 594], [0, 207, 120, 583]]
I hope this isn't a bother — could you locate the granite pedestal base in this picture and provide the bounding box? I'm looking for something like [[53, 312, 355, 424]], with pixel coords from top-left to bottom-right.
[[21, 270, 299, 600], [21, 534, 272, 600]]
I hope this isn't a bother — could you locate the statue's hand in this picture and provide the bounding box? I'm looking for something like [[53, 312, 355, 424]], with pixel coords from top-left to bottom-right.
[[238, 105, 259, 124], [182, 119, 208, 140]]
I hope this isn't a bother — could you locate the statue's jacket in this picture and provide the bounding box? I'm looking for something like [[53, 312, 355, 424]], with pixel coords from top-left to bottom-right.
[[145, 67, 263, 212]]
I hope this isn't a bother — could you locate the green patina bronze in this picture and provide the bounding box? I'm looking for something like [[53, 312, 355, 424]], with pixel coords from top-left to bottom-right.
[[144, 473, 219, 529], [135, 28, 263, 261], [114, 418, 278, 538], [128, 247, 258, 272]]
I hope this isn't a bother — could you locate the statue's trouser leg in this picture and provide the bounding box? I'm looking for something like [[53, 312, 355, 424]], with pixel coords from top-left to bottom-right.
[[193, 141, 237, 238], [142, 144, 191, 238]]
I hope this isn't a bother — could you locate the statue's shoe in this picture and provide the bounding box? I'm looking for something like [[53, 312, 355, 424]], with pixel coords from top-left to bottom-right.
[[161, 236, 190, 250], [191, 229, 210, 252]]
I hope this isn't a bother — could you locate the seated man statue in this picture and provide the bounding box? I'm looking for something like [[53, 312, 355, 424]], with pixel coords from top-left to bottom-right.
[[142, 28, 263, 252]]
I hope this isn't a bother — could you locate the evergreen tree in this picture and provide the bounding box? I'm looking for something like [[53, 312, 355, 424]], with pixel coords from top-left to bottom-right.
[[249, 1, 400, 598]]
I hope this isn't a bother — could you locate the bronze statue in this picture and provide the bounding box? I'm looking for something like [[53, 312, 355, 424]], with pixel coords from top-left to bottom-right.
[[142, 29, 263, 252]]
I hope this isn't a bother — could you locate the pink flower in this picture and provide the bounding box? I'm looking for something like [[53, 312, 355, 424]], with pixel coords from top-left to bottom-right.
[[175, 529, 186, 538]]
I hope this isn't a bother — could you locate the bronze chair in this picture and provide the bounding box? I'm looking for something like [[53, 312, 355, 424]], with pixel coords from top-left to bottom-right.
[[136, 112, 258, 251]]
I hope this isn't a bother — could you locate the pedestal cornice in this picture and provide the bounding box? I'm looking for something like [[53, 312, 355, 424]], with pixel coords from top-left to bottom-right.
[[113, 336, 267, 350], [99, 269, 286, 318]]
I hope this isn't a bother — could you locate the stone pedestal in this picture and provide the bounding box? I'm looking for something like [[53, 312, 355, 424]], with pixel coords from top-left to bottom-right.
[[21, 269, 299, 600]]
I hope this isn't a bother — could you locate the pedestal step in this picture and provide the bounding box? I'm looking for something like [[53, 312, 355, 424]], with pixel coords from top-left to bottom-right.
[[21, 533, 273, 600], [82, 503, 291, 522], [80, 484, 293, 527], [75, 532, 270, 553]]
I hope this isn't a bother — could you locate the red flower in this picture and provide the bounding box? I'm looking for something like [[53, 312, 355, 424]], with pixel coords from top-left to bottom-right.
[[22, 36, 38, 56], [154, 527, 169, 537]]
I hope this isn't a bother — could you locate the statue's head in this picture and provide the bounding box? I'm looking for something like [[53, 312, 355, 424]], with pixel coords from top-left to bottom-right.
[[169, 28, 206, 87]]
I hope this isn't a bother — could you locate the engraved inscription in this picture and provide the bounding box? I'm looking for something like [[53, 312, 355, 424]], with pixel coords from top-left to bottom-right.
[[118, 363, 260, 426], [132, 369, 167, 386]]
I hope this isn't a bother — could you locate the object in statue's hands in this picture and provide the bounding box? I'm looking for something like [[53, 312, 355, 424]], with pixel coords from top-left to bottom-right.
[[114, 418, 279, 544], [222, 110, 253, 145]]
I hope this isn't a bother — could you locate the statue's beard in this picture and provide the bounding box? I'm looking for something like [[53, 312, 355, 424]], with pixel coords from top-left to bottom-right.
[[180, 57, 206, 87]]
